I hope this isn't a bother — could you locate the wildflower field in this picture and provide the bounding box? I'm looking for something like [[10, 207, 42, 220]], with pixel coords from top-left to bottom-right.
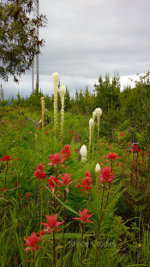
[[0, 101, 150, 267]]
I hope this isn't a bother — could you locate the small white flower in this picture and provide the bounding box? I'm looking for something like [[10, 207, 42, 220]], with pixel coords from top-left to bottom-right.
[[95, 163, 101, 173]]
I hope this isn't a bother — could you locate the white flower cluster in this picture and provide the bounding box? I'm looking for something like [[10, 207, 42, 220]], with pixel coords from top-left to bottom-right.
[[80, 144, 87, 162], [92, 107, 102, 139], [52, 72, 67, 138]]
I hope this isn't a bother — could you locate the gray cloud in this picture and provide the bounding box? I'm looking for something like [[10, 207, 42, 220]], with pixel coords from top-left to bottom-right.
[[1, 0, 150, 99]]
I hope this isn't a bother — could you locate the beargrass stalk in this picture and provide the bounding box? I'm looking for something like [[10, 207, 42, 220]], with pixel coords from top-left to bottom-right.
[[95, 108, 102, 139], [89, 118, 94, 153], [52, 72, 59, 134], [59, 85, 66, 140]]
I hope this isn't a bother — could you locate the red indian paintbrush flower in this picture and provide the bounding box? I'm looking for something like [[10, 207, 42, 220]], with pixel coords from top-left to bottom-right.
[[24, 232, 42, 251], [34, 164, 46, 180], [46, 176, 61, 193], [0, 155, 13, 161], [99, 166, 115, 184], [105, 152, 120, 161], [76, 171, 92, 195], [36, 163, 45, 171], [61, 144, 71, 159], [73, 209, 94, 224], [40, 214, 64, 233], [58, 173, 76, 194], [48, 153, 65, 167]]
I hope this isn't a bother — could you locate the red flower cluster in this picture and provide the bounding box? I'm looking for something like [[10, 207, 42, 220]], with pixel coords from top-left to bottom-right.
[[99, 166, 115, 184], [24, 232, 42, 251], [47, 176, 60, 193], [73, 209, 94, 224], [0, 155, 13, 162], [131, 145, 141, 153], [40, 214, 64, 233], [48, 153, 65, 167], [58, 173, 76, 194], [61, 144, 71, 159], [34, 164, 46, 180], [76, 171, 92, 194], [105, 152, 120, 161]]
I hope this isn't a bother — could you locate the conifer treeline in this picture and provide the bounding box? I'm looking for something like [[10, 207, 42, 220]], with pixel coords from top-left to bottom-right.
[[4, 71, 150, 144]]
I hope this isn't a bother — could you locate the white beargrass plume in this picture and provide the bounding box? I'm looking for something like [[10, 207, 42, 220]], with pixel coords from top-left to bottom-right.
[[95, 163, 101, 173], [40, 97, 45, 132], [89, 118, 94, 152], [92, 110, 96, 120], [52, 72, 59, 133], [94, 107, 102, 139], [95, 163, 101, 187], [59, 85, 66, 138], [80, 144, 87, 162]]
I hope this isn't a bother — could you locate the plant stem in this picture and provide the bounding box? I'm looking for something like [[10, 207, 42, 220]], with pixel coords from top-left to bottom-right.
[[53, 231, 56, 267], [33, 250, 35, 267], [97, 185, 105, 234], [4, 161, 9, 188], [80, 224, 85, 267], [61, 190, 66, 267], [104, 184, 111, 209], [135, 153, 138, 189]]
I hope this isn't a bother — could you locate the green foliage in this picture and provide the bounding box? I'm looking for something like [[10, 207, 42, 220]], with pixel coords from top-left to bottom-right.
[[0, 72, 150, 266]]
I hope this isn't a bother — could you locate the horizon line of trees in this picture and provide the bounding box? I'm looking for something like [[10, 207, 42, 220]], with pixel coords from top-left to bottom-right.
[[1, 71, 150, 145]]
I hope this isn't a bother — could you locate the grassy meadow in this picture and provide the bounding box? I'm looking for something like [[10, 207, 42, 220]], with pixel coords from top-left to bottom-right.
[[0, 103, 150, 267]]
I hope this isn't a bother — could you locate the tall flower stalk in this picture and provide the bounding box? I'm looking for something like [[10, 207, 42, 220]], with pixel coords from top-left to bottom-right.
[[52, 72, 59, 133], [89, 118, 94, 152], [40, 214, 64, 267], [59, 85, 66, 140], [40, 97, 45, 132], [73, 209, 93, 266], [93, 108, 102, 139]]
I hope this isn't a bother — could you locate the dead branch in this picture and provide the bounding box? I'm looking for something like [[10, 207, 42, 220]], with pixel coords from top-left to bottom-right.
[[21, 111, 50, 127]]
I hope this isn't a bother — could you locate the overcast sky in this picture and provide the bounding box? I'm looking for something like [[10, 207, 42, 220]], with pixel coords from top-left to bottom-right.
[[1, 0, 150, 99]]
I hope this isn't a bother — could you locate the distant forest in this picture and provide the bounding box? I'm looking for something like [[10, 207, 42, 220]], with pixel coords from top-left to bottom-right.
[[1, 71, 150, 145]]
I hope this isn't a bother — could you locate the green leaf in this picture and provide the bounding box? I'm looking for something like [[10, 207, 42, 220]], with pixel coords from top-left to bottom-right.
[[45, 185, 79, 215]]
